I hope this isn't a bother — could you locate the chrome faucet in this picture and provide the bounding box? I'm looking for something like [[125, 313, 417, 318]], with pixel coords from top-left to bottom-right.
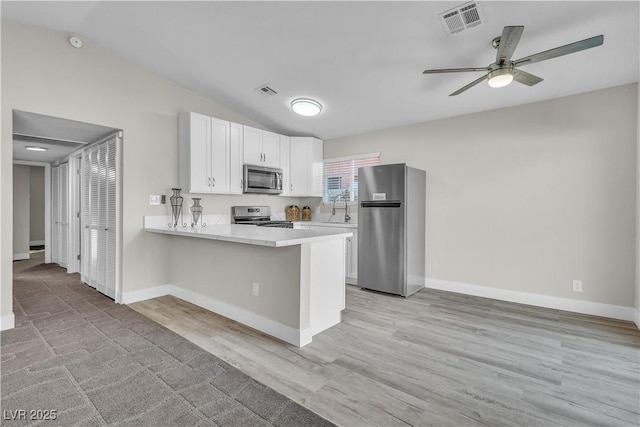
[[331, 191, 351, 223]]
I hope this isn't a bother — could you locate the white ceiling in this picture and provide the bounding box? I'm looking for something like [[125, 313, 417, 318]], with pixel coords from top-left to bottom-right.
[[13, 111, 119, 163], [2, 1, 639, 142]]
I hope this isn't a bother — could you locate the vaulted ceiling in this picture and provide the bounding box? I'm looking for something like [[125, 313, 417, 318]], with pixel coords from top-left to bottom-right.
[[3, 1, 639, 143]]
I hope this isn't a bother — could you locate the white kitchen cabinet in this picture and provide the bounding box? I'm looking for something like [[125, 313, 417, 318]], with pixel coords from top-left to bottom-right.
[[179, 112, 232, 194], [309, 223, 357, 284], [279, 135, 290, 197], [229, 122, 244, 194], [345, 229, 358, 284], [289, 137, 323, 197], [243, 125, 280, 168]]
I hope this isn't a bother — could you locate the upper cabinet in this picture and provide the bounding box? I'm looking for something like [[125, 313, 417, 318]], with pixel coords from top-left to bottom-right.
[[179, 112, 322, 197], [279, 135, 291, 197], [243, 126, 280, 168], [229, 123, 244, 194], [289, 137, 323, 197], [179, 112, 231, 194]]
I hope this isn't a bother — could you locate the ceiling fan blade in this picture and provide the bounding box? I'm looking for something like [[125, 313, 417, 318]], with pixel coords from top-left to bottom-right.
[[496, 26, 524, 65], [449, 73, 490, 96], [513, 34, 604, 67], [423, 67, 489, 74], [511, 69, 543, 86]]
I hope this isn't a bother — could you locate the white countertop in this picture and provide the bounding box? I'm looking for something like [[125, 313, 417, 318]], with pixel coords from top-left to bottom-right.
[[144, 223, 353, 248]]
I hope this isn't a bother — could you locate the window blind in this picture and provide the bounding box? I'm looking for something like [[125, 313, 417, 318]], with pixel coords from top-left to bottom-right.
[[322, 153, 380, 203]]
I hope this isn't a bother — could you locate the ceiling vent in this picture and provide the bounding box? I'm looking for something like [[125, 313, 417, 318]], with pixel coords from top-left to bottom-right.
[[438, 1, 484, 35], [255, 84, 278, 96]]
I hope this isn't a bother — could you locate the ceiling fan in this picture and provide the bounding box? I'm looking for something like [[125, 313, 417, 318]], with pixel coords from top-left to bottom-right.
[[423, 26, 604, 96]]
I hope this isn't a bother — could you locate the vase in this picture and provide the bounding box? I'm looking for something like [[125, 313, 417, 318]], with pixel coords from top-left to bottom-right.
[[190, 198, 205, 228], [169, 188, 185, 227]]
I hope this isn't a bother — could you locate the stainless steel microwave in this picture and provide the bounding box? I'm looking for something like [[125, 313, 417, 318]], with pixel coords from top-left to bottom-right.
[[243, 164, 283, 194]]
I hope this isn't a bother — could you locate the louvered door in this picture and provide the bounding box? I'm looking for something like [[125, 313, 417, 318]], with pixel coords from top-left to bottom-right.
[[51, 166, 59, 263], [81, 135, 118, 299], [58, 163, 69, 268]]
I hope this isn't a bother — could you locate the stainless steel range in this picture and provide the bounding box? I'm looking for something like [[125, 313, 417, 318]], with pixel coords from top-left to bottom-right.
[[231, 206, 293, 228]]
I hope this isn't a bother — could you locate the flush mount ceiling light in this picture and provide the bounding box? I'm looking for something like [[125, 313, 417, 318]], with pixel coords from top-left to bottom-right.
[[291, 98, 322, 117], [69, 35, 83, 48], [25, 146, 48, 152], [487, 68, 513, 88]]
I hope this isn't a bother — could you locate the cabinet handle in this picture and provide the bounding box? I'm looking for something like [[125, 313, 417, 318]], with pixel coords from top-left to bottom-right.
[[207, 177, 211, 187], [290, 184, 293, 192], [264, 153, 267, 163], [212, 177, 216, 187], [240, 179, 243, 189]]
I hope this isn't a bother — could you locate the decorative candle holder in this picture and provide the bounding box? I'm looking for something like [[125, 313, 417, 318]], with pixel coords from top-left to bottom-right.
[[190, 198, 206, 228], [168, 188, 187, 228]]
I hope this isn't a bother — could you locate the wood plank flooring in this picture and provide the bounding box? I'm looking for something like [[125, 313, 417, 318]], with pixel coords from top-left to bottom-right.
[[131, 286, 640, 426]]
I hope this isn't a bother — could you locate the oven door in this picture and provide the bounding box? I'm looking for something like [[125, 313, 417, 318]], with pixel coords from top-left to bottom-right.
[[243, 164, 283, 194]]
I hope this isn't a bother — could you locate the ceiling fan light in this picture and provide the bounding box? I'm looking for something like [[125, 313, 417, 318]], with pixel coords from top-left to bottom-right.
[[488, 68, 514, 88], [291, 98, 322, 116]]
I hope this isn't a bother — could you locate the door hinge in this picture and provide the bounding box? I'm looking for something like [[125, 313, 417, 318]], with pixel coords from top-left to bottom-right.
[[77, 254, 81, 261]]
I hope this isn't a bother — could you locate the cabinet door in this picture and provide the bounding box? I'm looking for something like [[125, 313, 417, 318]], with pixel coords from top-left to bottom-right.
[[210, 118, 230, 193], [279, 135, 290, 196], [243, 125, 262, 165], [289, 138, 309, 196], [229, 123, 244, 194], [261, 131, 280, 168], [309, 137, 323, 197], [186, 112, 211, 193], [346, 230, 358, 284]]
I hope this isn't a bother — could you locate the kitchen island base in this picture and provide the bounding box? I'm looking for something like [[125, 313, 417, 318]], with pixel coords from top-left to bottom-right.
[[143, 222, 350, 347]]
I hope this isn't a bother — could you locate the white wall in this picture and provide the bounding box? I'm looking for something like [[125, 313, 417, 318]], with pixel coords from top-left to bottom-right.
[[0, 21, 302, 326], [12, 165, 30, 260], [326, 84, 638, 309], [29, 166, 45, 244], [636, 82, 640, 327]]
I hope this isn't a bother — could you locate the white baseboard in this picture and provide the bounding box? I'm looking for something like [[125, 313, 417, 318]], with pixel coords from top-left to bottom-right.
[[12, 253, 29, 261], [30, 240, 45, 246], [1, 313, 15, 331], [123, 284, 309, 347], [634, 308, 640, 329], [169, 286, 308, 347], [426, 278, 636, 322], [120, 285, 173, 304]]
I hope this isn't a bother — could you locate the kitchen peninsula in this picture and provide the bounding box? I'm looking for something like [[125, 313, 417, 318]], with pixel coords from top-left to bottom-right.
[[143, 217, 352, 347]]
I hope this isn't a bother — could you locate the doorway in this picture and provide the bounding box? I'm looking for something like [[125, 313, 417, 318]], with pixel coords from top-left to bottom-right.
[[12, 110, 122, 301]]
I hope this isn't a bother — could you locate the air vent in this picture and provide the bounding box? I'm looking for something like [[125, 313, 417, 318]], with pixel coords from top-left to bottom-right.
[[255, 85, 278, 96], [438, 1, 484, 35]]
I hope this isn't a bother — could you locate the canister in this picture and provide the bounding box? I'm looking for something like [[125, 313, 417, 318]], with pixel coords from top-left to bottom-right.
[[302, 206, 312, 221]]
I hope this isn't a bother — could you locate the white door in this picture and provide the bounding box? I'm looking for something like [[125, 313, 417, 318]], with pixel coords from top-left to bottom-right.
[[51, 166, 59, 264], [81, 135, 119, 300], [58, 163, 69, 268]]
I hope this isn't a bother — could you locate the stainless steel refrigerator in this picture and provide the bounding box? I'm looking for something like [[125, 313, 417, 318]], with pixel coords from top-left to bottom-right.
[[357, 164, 426, 297]]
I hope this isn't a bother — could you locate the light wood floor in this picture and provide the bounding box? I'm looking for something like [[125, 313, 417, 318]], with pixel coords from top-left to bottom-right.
[[131, 286, 640, 426]]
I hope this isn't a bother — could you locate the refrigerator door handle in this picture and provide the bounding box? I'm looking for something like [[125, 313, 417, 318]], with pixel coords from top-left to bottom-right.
[[360, 201, 402, 208]]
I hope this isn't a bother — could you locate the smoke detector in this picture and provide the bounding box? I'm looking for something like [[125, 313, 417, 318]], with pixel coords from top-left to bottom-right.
[[69, 35, 83, 48], [438, 1, 485, 35]]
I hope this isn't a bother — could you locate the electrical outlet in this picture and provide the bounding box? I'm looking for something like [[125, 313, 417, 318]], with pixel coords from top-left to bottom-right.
[[149, 195, 161, 205], [252, 282, 259, 296], [572, 280, 583, 292]]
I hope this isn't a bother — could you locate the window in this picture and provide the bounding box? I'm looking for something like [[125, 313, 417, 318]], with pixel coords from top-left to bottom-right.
[[322, 153, 380, 203]]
